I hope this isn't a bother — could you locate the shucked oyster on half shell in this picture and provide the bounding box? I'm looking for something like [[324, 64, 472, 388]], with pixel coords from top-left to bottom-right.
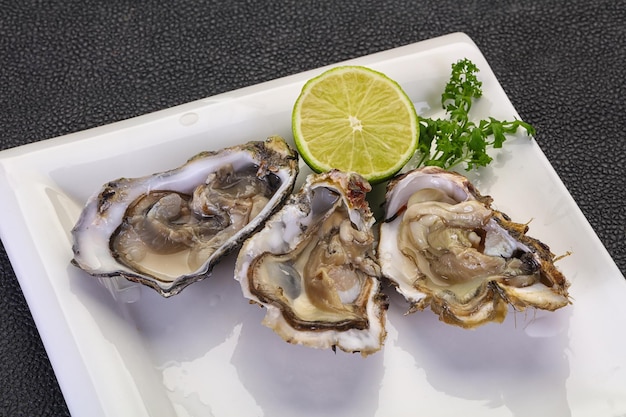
[[378, 166, 570, 328], [235, 170, 388, 356], [71, 136, 299, 297]]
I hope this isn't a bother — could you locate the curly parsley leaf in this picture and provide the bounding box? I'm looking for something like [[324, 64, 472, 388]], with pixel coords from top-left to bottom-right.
[[417, 58, 536, 171]]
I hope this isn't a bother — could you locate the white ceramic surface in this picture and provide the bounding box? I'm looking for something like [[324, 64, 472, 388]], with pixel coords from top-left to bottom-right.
[[1, 32, 625, 417]]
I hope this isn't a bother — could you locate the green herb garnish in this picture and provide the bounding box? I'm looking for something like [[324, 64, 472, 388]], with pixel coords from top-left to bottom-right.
[[416, 58, 535, 171]]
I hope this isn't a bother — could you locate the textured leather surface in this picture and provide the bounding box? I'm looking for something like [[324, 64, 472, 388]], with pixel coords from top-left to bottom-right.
[[1, 0, 624, 415]]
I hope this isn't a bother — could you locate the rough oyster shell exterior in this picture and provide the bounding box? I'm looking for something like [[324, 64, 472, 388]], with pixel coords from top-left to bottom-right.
[[378, 166, 570, 328]]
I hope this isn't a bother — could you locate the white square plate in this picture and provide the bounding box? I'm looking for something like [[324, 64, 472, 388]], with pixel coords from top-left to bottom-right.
[[1, 33, 625, 417]]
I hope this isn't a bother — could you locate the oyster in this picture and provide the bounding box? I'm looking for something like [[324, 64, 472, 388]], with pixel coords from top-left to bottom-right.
[[235, 170, 387, 356], [378, 166, 570, 328], [71, 136, 299, 297]]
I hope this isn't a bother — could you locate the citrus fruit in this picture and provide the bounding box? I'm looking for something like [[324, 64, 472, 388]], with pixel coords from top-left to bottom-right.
[[292, 65, 419, 184]]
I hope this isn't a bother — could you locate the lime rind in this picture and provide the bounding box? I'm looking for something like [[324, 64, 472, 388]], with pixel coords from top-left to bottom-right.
[[292, 65, 419, 184]]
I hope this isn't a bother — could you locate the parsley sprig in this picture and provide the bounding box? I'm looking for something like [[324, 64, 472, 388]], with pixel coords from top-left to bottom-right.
[[416, 59, 536, 171]]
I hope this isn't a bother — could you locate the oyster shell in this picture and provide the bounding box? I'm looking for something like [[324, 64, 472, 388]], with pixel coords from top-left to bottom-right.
[[235, 170, 387, 356], [378, 166, 570, 328], [71, 136, 299, 297]]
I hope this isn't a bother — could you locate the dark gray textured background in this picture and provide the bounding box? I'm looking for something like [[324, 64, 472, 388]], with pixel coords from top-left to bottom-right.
[[1, 1, 624, 415]]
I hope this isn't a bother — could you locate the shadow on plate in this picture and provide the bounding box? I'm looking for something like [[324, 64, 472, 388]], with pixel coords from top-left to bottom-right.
[[231, 306, 385, 417], [388, 289, 573, 417]]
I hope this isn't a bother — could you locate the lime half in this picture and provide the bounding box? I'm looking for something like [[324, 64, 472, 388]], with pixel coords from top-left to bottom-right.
[[292, 65, 419, 184]]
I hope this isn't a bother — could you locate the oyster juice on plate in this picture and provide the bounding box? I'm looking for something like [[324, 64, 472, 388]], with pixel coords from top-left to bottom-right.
[[235, 170, 388, 356], [378, 166, 571, 328], [71, 136, 299, 297]]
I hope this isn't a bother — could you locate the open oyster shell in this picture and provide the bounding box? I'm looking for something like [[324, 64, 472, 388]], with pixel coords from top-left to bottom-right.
[[235, 170, 388, 356], [71, 136, 299, 297], [378, 166, 570, 328]]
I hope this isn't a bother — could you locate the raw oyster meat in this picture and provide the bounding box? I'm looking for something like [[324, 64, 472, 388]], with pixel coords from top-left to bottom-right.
[[378, 166, 570, 328], [71, 136, 299, 297], [235, 170, 387, 356]]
